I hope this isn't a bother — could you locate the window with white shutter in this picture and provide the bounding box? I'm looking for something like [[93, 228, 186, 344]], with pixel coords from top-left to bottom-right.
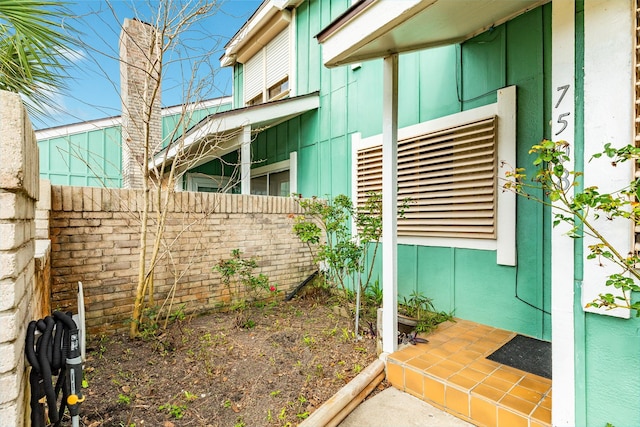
[[356, 117, 496, 239], [242, 27, 290, 106], [352, 86, 516, 265], [266, 29, 289, 89], [244, 52, 264, 105]]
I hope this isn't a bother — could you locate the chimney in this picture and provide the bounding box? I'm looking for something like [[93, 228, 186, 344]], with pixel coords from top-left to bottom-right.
[[119, 18, 162, 189]]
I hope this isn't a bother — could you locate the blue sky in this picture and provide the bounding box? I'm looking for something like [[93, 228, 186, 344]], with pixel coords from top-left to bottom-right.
[[38, 0, 262, 129]]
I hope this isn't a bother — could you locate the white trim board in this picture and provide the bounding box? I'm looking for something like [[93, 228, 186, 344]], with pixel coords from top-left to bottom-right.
[[581, 0, 633, 319], [551, 1, 576, 425]]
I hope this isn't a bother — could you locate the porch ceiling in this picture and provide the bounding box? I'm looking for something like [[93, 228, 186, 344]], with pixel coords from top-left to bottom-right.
[[317, 0, 547, 67], [151, 92, 319, 169]]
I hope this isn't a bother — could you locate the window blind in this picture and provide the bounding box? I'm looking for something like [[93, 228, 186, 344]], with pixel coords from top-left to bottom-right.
[[265, 28, 289, 89], [244, 52, 264, 104]]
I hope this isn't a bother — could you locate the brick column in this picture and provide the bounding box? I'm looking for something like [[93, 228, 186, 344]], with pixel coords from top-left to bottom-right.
[[0, 90, 39, 426], [119, 18, 162, 189]]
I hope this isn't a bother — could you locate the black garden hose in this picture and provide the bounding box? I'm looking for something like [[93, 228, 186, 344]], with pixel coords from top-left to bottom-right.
[[36, 316, 59, 424], [285, 270, 319, 301], [25, 321, 45, 427], [25, 311, 84, 427], [52, 316, 64, 372], [53, 311, 84, 427]]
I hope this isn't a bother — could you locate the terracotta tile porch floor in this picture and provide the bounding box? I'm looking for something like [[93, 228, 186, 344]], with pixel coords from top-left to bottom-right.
[[386, 319, 551, 427]]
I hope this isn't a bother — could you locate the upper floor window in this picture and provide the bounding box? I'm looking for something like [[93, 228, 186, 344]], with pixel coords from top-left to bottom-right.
[[244, 27, 290, 106]]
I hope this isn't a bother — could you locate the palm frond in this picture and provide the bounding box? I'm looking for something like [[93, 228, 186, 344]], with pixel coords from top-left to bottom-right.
[[0, 0, 78, 117]]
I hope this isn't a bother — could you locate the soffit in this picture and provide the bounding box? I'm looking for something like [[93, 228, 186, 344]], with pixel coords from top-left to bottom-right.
[[318, 0, 548, 67]]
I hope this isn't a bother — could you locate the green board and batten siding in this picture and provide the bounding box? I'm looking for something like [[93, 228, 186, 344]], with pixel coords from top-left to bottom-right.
[[292, 1, 552, 340], [38, 102, 232, 188], [39, 125, 123, 188]]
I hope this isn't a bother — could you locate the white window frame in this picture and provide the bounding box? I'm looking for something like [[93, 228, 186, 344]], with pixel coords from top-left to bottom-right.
[[352, 86, 516, 266], [186, 173, 232, 193], [250, 153, 297, 196]]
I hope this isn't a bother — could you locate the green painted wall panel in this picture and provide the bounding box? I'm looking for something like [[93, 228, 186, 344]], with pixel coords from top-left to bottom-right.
[[298, 144, 318, 197], [248, 118, 302, 168], [40, 125, 123, 187], [416, 246, 455, 313], [48, 139, 68, 173], [417, 46, 461, 122], [330, 0, 348, 21], [330, 86, 347, 137], [329, 135, 349, 196], [265, 127, 278, 163], [507, 6, 549, 340], [319, 94, 330, 142], [69, 176, 87, 186], [306, 0, 321, 93], [317, 139, 332, 195], [67, 134, 87, 174], [254, 131, 267, 164], [355, 61, 383, 138], [276, 123, 288, 162], [39, 101, 230, 188], [398, 54, 420, 128], [461, 26, 504, 109], [584, 313, 640, 426], [162, 102, 232, 147], [397, 245, 418, 298], [190, 151, 238, 177], [541, 4, 553, 340], [288, 118, 300, 156], [452, 249, 544, 335], [347, 73, 359, 134], [299, 110, 318, 148], [296, 2, 311, 94], [329, 66, 347, 97], [234, 64, 243, 108]]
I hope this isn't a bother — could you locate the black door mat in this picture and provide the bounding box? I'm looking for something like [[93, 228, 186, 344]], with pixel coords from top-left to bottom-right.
[[486, 334, 552, 379]]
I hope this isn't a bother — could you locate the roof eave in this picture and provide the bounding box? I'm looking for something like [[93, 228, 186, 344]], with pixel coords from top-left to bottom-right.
[[151, 92, 319, 170], [220, 0, 303, 67], [318, 0, 548, 68]]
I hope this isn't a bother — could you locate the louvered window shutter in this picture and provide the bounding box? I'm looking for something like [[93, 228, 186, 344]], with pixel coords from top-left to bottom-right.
[[356, 116, 497, 239], [244, 52, 264, 104], [356, 145, 383, 207], [265, 28, 289, 90]]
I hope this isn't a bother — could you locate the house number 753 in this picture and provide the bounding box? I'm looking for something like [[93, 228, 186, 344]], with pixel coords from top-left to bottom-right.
[[554, 84, 571, 190]]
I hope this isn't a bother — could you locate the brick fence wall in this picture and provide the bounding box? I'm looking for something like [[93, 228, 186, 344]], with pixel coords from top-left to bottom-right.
[[0, 91, 41, 426], [50, 186, 316, 335]]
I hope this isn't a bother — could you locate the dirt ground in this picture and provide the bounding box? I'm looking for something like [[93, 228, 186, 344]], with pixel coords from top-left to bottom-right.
[[79, 288, 384, 427]]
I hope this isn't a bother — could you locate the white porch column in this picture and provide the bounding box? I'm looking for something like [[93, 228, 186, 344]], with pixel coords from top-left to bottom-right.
[[240, 125, 251, 195], [382, 54, 399, 354], [551, 1, 575, 425]]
